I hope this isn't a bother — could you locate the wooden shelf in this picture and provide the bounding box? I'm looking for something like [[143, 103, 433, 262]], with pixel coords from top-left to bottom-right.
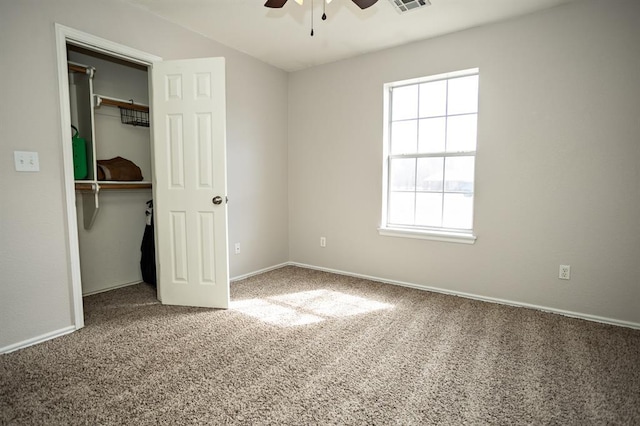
[[95, 95, 149, 112], [100, 182, 152, 190], [68, 64, 88, 74], [74, 182, 95, 191], [75, 181, 152, 191], [75, 181, 152, 229]]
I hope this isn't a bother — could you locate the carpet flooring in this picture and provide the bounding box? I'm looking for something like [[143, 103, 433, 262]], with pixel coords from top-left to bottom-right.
[[1, 266, 639, 425]]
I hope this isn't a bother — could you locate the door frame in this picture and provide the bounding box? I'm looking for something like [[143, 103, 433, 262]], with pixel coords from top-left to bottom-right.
[[54, 24, 162, 329]]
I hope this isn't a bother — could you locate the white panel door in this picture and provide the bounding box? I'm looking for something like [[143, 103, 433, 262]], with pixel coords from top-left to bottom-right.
[[152, 58, 229, 308]]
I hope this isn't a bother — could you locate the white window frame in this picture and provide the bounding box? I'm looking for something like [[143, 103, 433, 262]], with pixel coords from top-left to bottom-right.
[[379, 68, 479, 244]]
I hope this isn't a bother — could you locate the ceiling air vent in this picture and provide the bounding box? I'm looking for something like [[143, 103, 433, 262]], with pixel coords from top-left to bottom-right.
[[388, 0, 431, 13]]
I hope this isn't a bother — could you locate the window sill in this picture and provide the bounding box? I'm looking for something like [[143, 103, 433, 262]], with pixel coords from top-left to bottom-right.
[[378, 227, 477, 245]]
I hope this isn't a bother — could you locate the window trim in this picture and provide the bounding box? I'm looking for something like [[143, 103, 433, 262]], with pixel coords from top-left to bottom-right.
[[381, 68, 479, 244], [378, 226, 477, 244]]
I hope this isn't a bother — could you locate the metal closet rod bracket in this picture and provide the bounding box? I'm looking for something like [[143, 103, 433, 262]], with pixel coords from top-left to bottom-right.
[[67, 60, 95, 78]]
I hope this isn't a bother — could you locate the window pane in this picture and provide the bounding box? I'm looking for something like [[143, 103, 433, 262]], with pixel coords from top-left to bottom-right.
[[416, 157, 443, 191], [446, 114, 477, 152], [389, 192, 415, 225], [391, 120, 418, 154], [390, 158, 416, 191], [444, 156, 474, 193], [442, 193, 474, 229], [418, 117, 446, 153], [415, 193, 443, 227], [447, 75, 478, 115], [392, 85, 418, 120], [419, 80, 446, 118], [386, 71, 478, 234]]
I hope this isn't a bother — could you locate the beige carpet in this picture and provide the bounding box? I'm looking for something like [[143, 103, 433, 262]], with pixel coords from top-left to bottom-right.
[[1, 266, 639, 425]]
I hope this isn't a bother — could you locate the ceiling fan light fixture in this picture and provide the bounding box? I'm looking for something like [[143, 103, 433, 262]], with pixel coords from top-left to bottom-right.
[[265, 0, 379, 34]]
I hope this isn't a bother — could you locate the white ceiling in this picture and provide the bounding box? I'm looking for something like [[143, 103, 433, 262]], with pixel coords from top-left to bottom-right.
[[122, 0, 584, 72]]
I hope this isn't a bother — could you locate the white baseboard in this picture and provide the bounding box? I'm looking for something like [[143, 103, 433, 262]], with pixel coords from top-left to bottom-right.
[[287, 262, 640, 330], [82, 280, 143, 297], [231, 262, 291, 282], [0, 325, 76, 354]]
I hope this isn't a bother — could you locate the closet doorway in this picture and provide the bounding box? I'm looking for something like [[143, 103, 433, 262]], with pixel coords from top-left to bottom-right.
[[55, 25, 231, 331], [67, 44, 154, 297]]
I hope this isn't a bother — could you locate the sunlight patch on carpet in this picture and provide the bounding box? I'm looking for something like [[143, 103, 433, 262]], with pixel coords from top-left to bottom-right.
[[231, 289, 394, 326], [232, 298, 324, 326]]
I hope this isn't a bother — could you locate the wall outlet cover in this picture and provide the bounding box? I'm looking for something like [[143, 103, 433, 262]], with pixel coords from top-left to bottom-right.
[[14, 151, 40, 172], [559, 265, 571, 280]]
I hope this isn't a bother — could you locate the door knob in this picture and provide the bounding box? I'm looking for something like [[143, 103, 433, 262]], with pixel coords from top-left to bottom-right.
[[212, 196, 223, 205]]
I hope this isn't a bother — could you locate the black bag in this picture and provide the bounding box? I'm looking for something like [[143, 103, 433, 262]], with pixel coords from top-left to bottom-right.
[[140, 200, 157, 285]]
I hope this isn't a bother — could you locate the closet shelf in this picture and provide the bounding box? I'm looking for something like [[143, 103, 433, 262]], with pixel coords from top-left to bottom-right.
[[95, 95, 150, 127], [75, 181, 152, 230], [75, 181, 152, 191], [95, 95, 149, 112]]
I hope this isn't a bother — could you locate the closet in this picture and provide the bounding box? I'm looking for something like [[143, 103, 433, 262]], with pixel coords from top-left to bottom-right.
[[67, 45, 154, 296]]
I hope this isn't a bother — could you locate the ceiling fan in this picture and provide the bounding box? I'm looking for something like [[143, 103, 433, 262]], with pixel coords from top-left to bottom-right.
[[264, 0, 378, 10]]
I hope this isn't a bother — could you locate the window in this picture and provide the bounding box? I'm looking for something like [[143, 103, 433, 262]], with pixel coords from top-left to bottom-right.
[[380, 69, 479, 244]]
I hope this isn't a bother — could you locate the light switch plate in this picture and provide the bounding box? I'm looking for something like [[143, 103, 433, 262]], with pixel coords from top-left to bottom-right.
[[14, 151, 40, 172]]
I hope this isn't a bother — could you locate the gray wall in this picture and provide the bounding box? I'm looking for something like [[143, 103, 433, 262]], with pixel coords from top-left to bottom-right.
[[288, 0, 640, 325], [2, 0, 638, 352], [0, 0, 289, 349]]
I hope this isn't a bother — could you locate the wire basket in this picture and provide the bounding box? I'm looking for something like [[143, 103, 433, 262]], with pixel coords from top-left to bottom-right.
[[119, 106, 149, 127]]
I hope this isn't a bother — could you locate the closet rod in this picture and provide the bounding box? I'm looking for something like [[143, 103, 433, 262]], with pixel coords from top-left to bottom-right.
[[67, 61, 95, 76], [95, 95, 149, 112]]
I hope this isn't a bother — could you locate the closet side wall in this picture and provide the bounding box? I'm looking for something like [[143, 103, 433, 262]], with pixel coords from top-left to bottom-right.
[[68, 50, 152, 295]]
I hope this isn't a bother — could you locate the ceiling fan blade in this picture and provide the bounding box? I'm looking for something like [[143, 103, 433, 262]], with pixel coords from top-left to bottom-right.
[[352, 0, 378, 9], [265, 0, 288, 8]]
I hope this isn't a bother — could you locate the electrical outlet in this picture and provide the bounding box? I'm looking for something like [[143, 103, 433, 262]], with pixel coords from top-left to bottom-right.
[[234, 243, 241, 255], [559, 265, 571, 280], [320, 237, 326, 247]]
